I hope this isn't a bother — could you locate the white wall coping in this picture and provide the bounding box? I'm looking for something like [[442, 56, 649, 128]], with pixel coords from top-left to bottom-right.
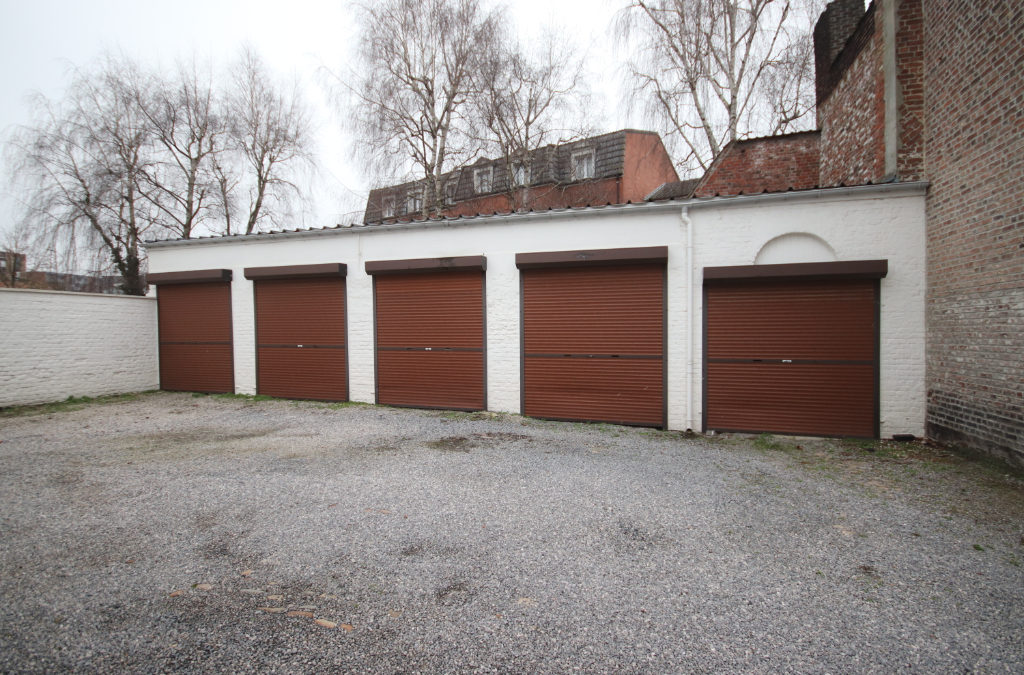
[[685, 181, 929, 211], [0, 287, 155, 301]]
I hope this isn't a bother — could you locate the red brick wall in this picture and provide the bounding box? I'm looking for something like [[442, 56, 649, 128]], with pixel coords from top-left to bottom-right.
[[923, 0, 1024, 464], [895, 0, 924, 180], [622, 132, 680, 202], [694, 132, 820, 197], [817, 4, 886, 186]]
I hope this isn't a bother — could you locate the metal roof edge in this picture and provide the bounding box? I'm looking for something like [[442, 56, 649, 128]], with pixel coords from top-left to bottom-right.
[[144, 200, 688, 250], [685, 181, 929, 211]]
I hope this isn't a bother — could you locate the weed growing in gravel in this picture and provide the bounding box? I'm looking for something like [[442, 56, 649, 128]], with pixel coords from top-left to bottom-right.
[[317, 401, 371, 410], [437, 410, 502, 422], [0, 391, 152, 418], [753, 433, 792, 452], [212, 393, 276, 402]]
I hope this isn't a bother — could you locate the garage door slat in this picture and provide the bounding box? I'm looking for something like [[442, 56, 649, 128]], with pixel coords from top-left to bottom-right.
[[705, 279, 877, 437], [376, 351, 485, 410], [522, 263, 665, 427], [375, 272, 484, 349], [523, 357, 664, 426], [158, 282, 234, 393], [374, 270, 485, 410], [255, 278, 347, 401], [523, 266, 664, 355]]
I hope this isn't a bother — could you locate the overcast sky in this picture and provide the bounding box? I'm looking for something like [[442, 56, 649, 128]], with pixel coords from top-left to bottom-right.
[[0, 0, 635, 232]]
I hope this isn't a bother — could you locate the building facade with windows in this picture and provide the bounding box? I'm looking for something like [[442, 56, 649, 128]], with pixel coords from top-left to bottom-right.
[[362, 130, 680, 224]]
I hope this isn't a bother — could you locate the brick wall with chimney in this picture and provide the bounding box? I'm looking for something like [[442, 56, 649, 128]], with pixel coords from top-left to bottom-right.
[[810, 0, 1023, 464], [816, 1, 886, 186]]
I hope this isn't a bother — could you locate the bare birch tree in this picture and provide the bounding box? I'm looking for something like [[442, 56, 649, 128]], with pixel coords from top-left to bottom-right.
[[226, 47, 313, 235], [7, 56, 157, 295], [343, 0, 504, 216], [138, 59, 226, 239], [474, 31, 590, 209], [617, 0, 825, 175]]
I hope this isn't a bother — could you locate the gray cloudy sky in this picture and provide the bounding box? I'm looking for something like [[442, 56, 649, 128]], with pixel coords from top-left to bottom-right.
[[0, 0, 633, 231]]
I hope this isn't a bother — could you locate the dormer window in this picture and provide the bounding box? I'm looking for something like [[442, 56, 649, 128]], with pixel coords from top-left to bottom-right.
[[570, 149, 595, 181], [382, 195, 396, 218], [444, 179, 458, 205], [474, 166, 493, 193], [512, 162, 530, 187], [407, 187, 423, 214]]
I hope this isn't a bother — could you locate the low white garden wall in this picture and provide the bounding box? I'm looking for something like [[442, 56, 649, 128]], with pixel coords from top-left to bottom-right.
[[0, 288, 158, 407]]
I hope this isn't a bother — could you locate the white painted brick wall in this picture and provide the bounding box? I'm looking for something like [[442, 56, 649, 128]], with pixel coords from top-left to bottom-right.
[[0, 288, 159, 407], [687, 188, 927, 437], [147, 184, 927, 436]]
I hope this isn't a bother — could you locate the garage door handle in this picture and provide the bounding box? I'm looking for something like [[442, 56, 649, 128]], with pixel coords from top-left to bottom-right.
[[782, 359, 792, 363]]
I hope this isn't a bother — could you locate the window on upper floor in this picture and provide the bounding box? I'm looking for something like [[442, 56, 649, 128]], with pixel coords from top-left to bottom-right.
[[570, 149, 595, 181], [444, 179, 458, 205], [407, 187, 424, 214], [382, 195, 396, 218], [512, 162, 530, 187], [474, 166, 493, 193]]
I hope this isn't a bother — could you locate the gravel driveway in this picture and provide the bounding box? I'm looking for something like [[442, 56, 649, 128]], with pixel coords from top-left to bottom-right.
[[1, 392, 1022, 673]]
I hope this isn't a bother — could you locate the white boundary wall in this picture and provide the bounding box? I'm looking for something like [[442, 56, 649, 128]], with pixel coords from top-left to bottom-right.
[[0, 288, 159, 407], [147, 183, 927, 437]]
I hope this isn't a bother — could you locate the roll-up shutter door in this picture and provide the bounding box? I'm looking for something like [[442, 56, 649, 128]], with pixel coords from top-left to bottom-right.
[[372, 266, 485, 410], [520, 258, 666, 427], [704, 277, 879, 437], [254, 277, 347, 401], [154, 276, 234, 393]]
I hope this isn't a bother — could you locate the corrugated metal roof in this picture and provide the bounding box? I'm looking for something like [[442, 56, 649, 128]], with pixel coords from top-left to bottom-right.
[[146, 181, 927, 248]]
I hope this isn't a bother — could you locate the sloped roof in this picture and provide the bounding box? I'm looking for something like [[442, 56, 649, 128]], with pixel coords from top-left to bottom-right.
[[146, 180, 925, 249], [363, 129, 665, 223], [646, 179, 700, 201]]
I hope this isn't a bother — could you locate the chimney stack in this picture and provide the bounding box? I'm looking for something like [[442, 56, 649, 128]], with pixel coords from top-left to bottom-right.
[[814, 0, 866, 102]]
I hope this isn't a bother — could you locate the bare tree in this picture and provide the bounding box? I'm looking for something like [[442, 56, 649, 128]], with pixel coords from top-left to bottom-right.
[[343, 0, 504, 216], [618, 0, 825, 175], [210, 154, 239, 235], [226, 47, 313, 235], [475, 31, 590, 210], [138, 59, 226, 239], [7, 55, 157, 295]]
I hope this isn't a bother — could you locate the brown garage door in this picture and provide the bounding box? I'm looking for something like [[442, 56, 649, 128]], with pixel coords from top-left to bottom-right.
[[704, 262, 885, 437], [518, 248, 667, 427], [369, 257, 485, 410], [152, 270, 233, 393], [251, 270, 347, 401]]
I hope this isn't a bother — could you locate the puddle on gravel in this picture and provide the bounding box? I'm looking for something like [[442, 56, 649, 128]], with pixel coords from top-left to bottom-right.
[[425, 433, 531, 453], [110, 428, 284, 463], [425, 436, 475, 453]]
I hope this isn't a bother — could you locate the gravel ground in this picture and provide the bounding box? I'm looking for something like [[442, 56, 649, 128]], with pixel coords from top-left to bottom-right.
[[0, 392, 1022, 674]]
